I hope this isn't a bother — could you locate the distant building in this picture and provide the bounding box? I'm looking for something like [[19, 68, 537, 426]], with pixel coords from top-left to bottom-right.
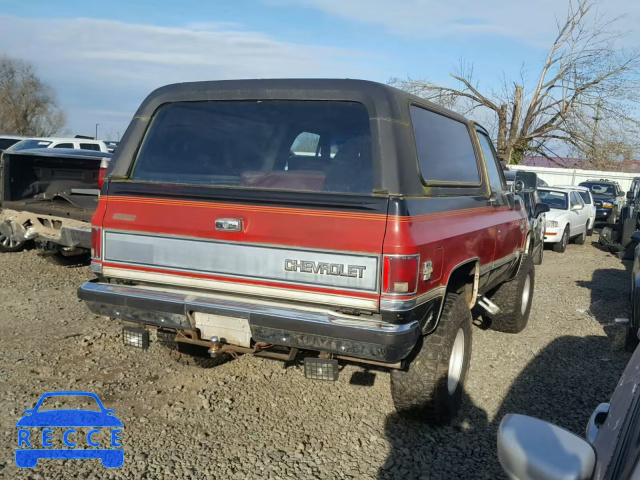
[[521, 156, 640, 173]]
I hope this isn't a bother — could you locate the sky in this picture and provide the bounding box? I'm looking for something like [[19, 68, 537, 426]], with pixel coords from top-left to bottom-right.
[[0, 0, 638, 140]]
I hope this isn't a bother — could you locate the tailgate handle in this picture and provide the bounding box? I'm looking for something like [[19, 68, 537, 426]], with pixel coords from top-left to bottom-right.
[[215, 218, 243, 232]]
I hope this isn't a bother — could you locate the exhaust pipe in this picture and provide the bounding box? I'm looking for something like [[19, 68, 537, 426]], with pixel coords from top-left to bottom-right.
[[477, 296, 500, 315]]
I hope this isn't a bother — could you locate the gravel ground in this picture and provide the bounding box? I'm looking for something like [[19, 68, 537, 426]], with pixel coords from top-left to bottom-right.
[[0, 239, 633, 479]]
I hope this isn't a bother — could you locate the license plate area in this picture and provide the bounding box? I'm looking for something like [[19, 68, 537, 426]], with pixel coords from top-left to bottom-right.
[[193, 312, 251, 348]]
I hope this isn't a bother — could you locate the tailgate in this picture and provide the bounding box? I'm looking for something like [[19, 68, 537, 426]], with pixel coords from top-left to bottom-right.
[[100, 185, 388, 311]]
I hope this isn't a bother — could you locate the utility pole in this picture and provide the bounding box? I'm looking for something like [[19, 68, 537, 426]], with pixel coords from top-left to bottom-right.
[[95, 123, 100, 140], [590, 100, 602, 164]]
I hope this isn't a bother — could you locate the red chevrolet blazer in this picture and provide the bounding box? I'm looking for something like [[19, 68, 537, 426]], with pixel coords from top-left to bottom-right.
[[79, 79, 535, 424]]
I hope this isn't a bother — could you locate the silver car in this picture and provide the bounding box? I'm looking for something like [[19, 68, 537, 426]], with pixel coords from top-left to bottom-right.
[[498, 344, 640, 480]]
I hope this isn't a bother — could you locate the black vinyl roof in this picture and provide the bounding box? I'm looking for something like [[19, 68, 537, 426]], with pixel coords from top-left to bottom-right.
[[110, 79, 486, 196], [133, 79, 468, 124]]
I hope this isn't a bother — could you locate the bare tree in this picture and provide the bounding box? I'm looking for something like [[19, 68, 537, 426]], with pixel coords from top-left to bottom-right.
[[390, 0, 640, 165], [0, 55, 65, 136]]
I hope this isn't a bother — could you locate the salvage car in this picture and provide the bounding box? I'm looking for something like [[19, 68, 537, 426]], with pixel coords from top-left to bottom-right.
[[498, 338, 640, 480], [539, 187, 590, 253], [579, 180, 625, 224], [556, 185, 597, 236], [78, 79, 539, 424], [0, 148, 110, 256]]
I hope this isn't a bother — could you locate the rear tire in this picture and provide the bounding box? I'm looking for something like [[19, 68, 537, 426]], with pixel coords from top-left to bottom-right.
[[157, 330, 230, 368], [552, 226, 569, 253], [390, 293, 472, 425], [574, 226, 586, 245], [486, 256, 535, 333]]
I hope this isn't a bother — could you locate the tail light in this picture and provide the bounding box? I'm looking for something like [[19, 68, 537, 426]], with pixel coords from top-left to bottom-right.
[[91, 227, 102, 260], [382, 255, 419, 294], [98, 157, 110, 189]]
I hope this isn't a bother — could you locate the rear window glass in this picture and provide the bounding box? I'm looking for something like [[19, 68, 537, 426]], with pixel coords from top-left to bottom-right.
[[410, 105, 480, 184], [132, 101, 373, 195]]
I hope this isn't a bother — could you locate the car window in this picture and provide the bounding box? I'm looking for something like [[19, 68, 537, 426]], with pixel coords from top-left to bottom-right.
[[410, 105, 480, 185], [476, 131, 504, 192], [290, 132, 319, 157], [12, 140, 52, 151], [37, 395, 101, 412], [570, 191, 583, 207], [80, 143, 101, 151], [132, 101, 373, 195], [53, 143, 74, 149], [539, 190, 568, 210], [577, 191, 592, 204]]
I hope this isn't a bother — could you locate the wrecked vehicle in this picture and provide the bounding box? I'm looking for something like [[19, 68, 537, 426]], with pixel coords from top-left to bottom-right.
[[0, 148, 111, 256], [78, 79, 537, 424]]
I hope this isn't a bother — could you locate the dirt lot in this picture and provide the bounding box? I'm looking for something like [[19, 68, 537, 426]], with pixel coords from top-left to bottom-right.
[[0, 239, 633, 479]]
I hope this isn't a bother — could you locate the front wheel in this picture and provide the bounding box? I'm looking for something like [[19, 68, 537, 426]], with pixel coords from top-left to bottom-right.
[[486, 256, 535, 333], [552, 226, 569, 253], [390, 293, 472, 425]]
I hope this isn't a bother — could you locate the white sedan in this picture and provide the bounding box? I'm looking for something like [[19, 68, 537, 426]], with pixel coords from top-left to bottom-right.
[[556, 185, 597, 236], [539, 187, 591, 253]]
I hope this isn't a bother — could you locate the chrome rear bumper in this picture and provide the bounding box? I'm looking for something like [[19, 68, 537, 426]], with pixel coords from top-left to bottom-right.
[[78, 281, 420, 363]]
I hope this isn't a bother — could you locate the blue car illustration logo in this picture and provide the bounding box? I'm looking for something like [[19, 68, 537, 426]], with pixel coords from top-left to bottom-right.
[[15, 391, 123, 468]]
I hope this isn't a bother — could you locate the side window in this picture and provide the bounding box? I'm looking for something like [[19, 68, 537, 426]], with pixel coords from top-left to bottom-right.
[[410, 105, 480, 184], [476, 132, 504, 192], [571, 192, 583, 207], [80, 143, 101, 151], [578, 191, 591, 204], [53, 143, 74, 149]]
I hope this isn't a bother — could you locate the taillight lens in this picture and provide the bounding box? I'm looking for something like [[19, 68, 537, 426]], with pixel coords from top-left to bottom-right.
[[98, 157, 110, 189], [91, 227, 102, 260], [383, 255, 419, 294]]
